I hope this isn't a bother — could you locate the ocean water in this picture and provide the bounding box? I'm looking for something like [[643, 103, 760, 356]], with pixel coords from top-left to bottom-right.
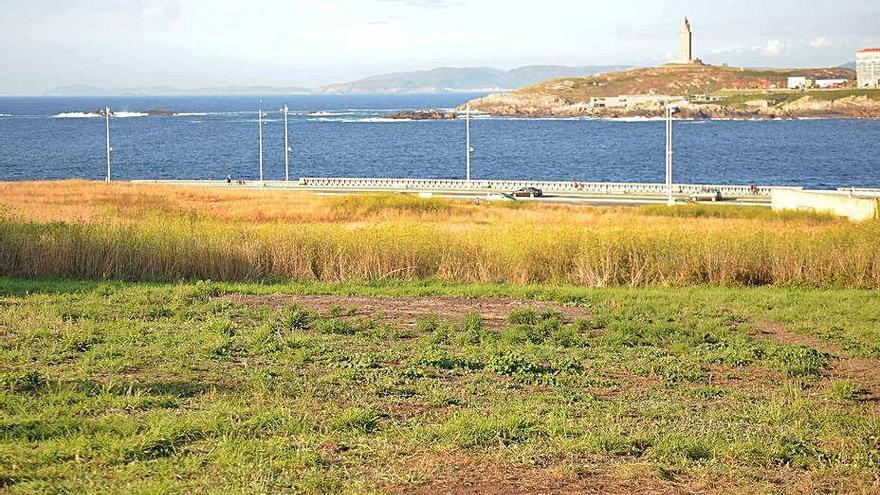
[[1, 94, 879, 189]]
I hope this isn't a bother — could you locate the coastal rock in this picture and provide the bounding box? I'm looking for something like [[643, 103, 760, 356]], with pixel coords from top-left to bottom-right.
[[383, 110, 457, 120], [775, 95, 880, 118], [464, 93, 573, 117]]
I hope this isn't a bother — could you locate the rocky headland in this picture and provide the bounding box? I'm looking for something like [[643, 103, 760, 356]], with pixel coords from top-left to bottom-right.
[[461, 65, 880, 119]]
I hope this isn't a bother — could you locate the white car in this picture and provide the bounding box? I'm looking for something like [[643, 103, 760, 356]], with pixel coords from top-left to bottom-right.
[[689, 189, 723, 202]]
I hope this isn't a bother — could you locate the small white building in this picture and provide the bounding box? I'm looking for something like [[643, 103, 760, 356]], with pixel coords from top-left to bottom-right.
[[814, 79, 848, 89], [589, 94, 684, 109], [857, 49, 880, 88], [787, 77, 812, 89]]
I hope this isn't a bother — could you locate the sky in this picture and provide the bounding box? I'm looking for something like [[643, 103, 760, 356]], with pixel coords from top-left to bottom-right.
[[1, 0, 878, 95]]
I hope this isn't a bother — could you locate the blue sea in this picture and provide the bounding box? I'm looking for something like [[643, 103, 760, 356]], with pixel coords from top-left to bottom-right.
[[1, 94, 879, 189]]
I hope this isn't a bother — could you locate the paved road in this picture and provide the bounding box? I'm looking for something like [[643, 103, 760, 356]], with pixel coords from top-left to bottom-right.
[[132, 180, 771, 207]]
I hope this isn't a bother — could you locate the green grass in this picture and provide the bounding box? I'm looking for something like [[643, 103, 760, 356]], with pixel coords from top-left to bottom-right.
[[715, 89, 880, 109], [1, 279, 879, 493]]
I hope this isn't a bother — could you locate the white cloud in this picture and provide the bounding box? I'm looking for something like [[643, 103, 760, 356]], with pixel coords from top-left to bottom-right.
[[758, 39, 790, 56], [712, 45, 748, 55], [808, 36, 834, 48], [712, 40, 791, 57]]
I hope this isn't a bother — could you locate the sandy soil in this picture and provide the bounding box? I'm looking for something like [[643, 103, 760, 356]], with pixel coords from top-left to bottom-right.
[[754, 323, 880, 405]]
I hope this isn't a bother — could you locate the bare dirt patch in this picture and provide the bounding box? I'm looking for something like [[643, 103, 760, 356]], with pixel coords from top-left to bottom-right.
[[753, 322, 880, 404], [383, 455, 687, 495], [219, 295, 588, 329], [381, 453, 867, 495]]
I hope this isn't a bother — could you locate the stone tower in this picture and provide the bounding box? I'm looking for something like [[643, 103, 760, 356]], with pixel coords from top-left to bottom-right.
[[669, 17, 702, 65], [679, 17, 693, 63]]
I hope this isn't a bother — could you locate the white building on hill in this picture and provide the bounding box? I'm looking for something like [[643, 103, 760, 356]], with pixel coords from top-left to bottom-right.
[[857, 49, 880, 88]]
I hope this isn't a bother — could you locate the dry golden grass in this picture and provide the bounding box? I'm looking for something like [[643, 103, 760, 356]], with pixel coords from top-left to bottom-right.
[[0, 180, 585, 225], [1, 181, 877, 287]]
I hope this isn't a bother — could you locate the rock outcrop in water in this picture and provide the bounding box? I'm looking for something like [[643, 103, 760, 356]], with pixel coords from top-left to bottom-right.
[[383, 110, 457, 120]]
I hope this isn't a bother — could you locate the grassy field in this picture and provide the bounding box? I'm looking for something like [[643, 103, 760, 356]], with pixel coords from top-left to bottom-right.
[[1, 181, 878, 288], [1, 182, 879, 493], [1, 279, 879, 494]]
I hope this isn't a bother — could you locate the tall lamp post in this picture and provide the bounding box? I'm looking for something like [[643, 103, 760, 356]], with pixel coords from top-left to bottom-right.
[[258, 104, 264, 187], [104, 106, 112, 182], [282, 105, 290, 182], [665, 103, 675, 205], [465, 104, 472, 182]]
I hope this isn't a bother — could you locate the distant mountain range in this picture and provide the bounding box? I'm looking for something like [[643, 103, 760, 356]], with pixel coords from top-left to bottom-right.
[[44, 65, 631, 96], [841, 61, 857, 70], [313, 65, 631, 94], [43, 85, 312, 97]]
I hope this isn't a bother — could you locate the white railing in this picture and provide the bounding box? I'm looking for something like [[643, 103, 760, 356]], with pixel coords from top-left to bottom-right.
[[836, 187, 880, 198], [132, 178, 803, 197], [294, 177, 799, 197]]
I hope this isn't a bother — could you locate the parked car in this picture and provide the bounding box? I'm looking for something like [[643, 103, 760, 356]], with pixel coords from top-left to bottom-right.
[[511, 187, 543, 198], [688, 189, 722, 202]]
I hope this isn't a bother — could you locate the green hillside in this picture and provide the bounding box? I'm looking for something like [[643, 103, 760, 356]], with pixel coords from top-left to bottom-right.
[[517, 64, 856, 101]]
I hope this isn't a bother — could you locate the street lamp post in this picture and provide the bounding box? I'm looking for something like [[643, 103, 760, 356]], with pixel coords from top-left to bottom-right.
[[104, 106, 112, 183], [282, 105, 290, 182], [258, 104, 264, 186], [465, 104, 472, 182], [665, 104, 675, 205]]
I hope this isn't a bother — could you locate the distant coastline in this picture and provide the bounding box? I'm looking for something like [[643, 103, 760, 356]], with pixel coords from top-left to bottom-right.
[[40, 65, 630, 97]]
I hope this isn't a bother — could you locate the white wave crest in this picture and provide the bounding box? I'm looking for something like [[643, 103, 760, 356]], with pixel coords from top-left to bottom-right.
[[308, 117, 410, 123], [308, 111, 355, 117], [357, 117, 407, 123], [113, 111, 150, 118], [53, 112, 101, 119], [174, 112, 210, 117], [603, 116, 667, 123]]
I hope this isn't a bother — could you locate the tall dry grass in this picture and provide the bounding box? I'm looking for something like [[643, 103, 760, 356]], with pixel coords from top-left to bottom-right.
[[1, 208, 878, 287], [1, 181, 877, 287]]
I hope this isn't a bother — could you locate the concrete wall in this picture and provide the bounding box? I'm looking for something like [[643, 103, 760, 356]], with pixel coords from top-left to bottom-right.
[[772, 189, 879, 221]]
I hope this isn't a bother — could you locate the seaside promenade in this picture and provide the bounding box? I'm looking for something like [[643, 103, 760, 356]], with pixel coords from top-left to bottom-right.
[[131, 177, 793, 206]]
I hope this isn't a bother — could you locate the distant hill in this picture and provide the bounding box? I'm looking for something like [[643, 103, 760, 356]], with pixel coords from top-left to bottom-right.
[[841, 61, 857, 70], [314, 65, 631, 94], [511, 65, 857, 101], [44, 85, 312, 97]]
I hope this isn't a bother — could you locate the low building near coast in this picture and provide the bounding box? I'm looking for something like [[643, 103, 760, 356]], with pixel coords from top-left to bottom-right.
[[814, 78, 848, 89], [589, 94, 685, 109], [787, 77, 813, 89]]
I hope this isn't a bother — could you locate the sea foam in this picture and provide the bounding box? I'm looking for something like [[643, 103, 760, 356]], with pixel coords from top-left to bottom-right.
[[53, 112, 101, 119], [308, 111, 356, 117]]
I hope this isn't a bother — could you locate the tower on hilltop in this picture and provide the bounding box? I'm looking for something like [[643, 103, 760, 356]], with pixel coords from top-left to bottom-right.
[[670, 17, 703, 65], [680, 18, 693, 62]]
